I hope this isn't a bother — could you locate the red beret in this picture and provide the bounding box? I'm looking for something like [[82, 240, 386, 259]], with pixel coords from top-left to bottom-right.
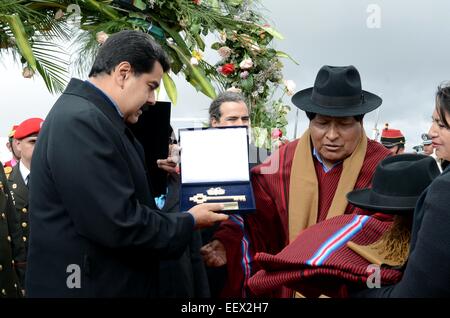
[[8, 125, 19, 138], [14, 118, 44, 140]]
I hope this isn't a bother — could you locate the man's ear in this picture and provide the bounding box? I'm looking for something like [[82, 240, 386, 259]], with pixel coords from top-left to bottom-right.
[[115, 62, 132, 87], [210, 118, 219, 127]]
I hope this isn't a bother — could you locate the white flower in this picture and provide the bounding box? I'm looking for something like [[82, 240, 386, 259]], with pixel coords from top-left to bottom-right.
[[283, 79, 296, 96], [249, 44, 261, 53], [96, 31, 109, 45], [227, 86, 242, 93], [239, 58, 253, 70], [190, 57, 199, 66], [219, 31, 227, 43]]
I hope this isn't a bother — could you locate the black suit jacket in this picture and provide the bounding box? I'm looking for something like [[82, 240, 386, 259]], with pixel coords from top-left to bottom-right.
[[157, 174, 210, 297], [26, 79, 194, 297]]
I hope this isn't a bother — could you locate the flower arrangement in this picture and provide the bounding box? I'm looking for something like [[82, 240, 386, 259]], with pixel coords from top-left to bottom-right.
[[206, 11, 298, 149], [1, 0, 298, 149]]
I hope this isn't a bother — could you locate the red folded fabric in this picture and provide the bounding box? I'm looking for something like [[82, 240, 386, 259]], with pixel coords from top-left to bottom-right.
[[248, 214, 403, 297]]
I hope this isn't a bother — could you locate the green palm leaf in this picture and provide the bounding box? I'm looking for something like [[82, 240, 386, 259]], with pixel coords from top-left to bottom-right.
[[32, 40, 69, 94], [2, 13, 37, 69], [162, 72, 177, 105]]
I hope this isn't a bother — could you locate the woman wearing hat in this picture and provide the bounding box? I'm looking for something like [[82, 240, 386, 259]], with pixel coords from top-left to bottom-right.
[[351, 83, 450, 297], [245, 154, 439, 297]]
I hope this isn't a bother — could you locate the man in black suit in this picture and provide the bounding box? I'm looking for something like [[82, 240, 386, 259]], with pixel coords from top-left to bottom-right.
[[26, 30, 227, 297]]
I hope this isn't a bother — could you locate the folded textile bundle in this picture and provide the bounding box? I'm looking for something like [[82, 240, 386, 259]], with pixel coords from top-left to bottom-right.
[[248, 214, 403, 297]]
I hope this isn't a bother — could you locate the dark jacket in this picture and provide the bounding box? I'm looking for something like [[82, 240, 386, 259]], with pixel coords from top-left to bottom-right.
[[6, 164, 28, 288], [158, 174, 210, 297], [26, 79, 195, 297], [354, 166, 450, 297], [7, 164, 29, 254], [0, 164, 26, 297]]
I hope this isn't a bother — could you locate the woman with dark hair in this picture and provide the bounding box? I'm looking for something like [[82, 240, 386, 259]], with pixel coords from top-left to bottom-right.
[[352, 83, 450, 297]]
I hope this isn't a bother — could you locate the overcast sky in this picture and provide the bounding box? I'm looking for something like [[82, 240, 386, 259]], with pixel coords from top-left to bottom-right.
[[1, 0, 450, 160]]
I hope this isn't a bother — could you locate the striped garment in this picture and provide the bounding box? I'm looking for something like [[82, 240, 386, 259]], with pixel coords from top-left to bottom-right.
[[306, 215, 370, 266], [229, 214, 252, 298], [214, 138, 391, 297], [247, 214, 402, 297]]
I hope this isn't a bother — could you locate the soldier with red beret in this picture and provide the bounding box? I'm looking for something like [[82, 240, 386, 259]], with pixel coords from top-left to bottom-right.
[[7, 117, 44, 290], [380, 123, 406, 155]]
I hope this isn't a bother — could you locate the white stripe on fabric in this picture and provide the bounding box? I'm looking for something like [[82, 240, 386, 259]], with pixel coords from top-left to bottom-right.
[[306, 215, 370, 266]]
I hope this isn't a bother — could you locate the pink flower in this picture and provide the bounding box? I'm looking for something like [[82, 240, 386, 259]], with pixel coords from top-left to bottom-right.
[[54, 9, 64, 20], [217, 46, 232, 59], [193, 0, 202, 5], [239, 58, 253, 70], [240, 71, 249, 79], [220, 63, 235, 76], [271, 128, 283, 139]]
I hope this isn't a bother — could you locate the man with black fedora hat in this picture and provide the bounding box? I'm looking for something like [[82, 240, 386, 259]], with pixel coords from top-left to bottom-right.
[[205, 65, 392, 297], [244, 154, 440, 298]]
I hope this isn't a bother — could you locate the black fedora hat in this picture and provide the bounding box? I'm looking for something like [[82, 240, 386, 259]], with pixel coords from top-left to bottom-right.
[[292, 65, 382, 117], [346, 154, 440, 213]]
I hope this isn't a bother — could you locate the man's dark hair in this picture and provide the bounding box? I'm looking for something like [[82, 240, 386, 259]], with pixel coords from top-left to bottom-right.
[[209, 91, 247, 124], [436, 82, 450, 129], [305, 111, 365, 122], [89, 30, 170, 77]]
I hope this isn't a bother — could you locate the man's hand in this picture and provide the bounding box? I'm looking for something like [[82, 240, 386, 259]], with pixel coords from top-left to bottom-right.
[[188, 203, 228, 229], [157, 144, 181, 175], [200, 239, 227, 267], [156, 157, 178, 175]]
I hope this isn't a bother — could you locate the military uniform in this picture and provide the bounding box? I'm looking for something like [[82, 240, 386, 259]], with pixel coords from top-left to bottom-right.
[[0, 164, 26, 297], [5, 117, 44, 291], [7, 164, 29, 255]]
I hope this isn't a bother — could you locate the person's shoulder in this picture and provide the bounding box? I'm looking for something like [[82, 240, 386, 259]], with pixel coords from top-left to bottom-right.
[[431, 166, 450, 186], [423, 168, 450, 207], [5, 164, 19, 181]]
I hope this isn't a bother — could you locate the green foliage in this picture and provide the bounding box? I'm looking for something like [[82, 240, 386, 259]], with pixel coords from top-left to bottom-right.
[[0, 0, 297, 148]]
